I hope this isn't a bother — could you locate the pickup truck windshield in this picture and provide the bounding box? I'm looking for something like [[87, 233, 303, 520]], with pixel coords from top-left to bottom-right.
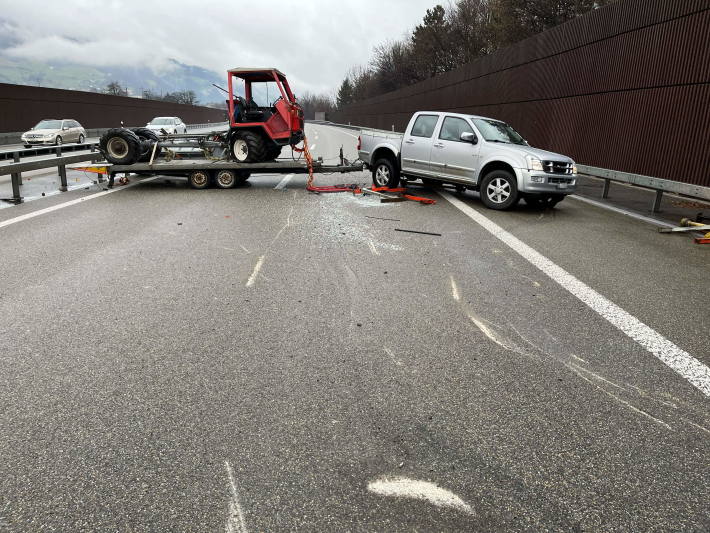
[[472, 118, 527, 145], [150, 118, 174, 125]]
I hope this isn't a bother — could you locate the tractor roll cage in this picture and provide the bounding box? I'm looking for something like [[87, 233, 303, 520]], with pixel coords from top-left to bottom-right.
[[227, 68, 296, 128]]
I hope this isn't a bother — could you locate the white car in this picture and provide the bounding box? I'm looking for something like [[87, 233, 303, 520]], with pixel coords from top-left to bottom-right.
[[21, 119, 87, 148], [146, 117, 188, 135]]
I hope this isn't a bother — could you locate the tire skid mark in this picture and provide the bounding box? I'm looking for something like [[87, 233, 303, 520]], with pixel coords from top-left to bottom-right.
[[447, 275, 708, 434]]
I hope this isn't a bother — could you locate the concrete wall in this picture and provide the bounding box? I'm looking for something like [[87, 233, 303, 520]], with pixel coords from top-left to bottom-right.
[[0, 83, 227, 134], [332, 0, 710, 188]]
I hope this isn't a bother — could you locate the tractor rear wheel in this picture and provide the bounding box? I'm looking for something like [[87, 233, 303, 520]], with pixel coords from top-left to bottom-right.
[[100, 128, 141, 165], [231, 131, 266, 163]]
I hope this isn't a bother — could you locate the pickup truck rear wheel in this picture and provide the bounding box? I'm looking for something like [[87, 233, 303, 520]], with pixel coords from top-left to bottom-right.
[[372, 158, 399, 188], [480, 170, 519, 210]]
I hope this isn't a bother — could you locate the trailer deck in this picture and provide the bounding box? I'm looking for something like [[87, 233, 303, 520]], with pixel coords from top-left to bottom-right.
[[107, 159, 364, 188]]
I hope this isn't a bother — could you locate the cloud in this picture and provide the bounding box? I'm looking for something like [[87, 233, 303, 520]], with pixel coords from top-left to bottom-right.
[[0, 0, 439, 94]]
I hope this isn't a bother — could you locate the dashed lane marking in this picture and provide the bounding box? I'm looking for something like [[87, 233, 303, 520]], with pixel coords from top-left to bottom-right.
[[225, 461, 249, 533], [368, 476, 473, 515], [246, 255, 265, 287], [274, 174, 294, 190]]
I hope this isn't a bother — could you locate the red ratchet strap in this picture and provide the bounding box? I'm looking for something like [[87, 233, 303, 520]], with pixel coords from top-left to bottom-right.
[[293, 136, 360, 194], [371, 186, 436, 205]]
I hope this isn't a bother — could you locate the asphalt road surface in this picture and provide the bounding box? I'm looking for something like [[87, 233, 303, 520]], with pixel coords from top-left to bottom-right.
[[0, 124, 708, 532]]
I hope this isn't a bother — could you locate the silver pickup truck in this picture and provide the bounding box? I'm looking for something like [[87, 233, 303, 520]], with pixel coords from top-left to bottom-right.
[[358, 111, 577, 209]]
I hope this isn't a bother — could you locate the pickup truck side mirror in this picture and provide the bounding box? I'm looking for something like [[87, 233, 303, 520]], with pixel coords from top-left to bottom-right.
[[460, 131, 478, 144]]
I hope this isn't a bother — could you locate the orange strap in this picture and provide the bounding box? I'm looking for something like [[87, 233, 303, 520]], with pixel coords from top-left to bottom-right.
[[370, 186, 436, 205]]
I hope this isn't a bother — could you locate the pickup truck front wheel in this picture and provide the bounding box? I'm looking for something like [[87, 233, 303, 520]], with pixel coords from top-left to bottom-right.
[[480, 170, 519, 210], [372, 158, 399, 188]]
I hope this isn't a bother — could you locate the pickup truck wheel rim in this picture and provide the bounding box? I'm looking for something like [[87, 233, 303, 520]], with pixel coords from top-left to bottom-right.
[[233, 139, 248, 162], [487, 178, 511, 203], [375, 165, 390, 186]]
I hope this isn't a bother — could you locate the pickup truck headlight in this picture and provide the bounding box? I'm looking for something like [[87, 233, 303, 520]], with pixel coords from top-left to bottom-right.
[[527, 157, 544, 172]]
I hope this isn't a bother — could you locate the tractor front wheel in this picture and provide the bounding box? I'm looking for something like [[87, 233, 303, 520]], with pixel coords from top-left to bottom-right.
[[231, 131, 266, 163]]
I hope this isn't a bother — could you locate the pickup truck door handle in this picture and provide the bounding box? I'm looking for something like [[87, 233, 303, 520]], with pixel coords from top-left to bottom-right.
[[404, 139, 415, 144], [433, 143, 444, 148]]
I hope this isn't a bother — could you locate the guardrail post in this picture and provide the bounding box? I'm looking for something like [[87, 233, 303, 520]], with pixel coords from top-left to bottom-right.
[[58, 164, 68, 192], [651, 190, 663, 213], [10, 172, 23, 204], [601, 178, 611, 199], [55, 145, 61, 157], [13, 151, 23, 185]]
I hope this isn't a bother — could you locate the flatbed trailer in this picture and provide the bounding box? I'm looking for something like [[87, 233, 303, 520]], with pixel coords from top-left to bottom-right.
[[106, 159, 364, 189]]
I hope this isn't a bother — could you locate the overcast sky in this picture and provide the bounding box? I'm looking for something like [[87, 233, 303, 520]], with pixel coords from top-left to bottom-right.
[[0, 0, 440, 95]]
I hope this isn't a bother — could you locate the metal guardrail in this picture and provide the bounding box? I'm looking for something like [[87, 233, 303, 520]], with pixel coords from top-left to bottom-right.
[[578, 165, 710, 212], [0, 145, 105, 204], [0, 142, 98, 161]]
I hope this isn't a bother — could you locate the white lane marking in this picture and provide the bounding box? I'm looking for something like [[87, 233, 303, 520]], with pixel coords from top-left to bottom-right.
[[225, 461, 249, 533], [368, 477, 473, 515], [441, 191, 710, 397], [449, 275, 461, 301], [239, 245, 251, 254], [383, 347, 403, 367], [246, 255, 265, 287], [0, 176, 158, 230], [274, 174, 294, 190], [367, 239, 380, 256], [569, 195, 674, 228]]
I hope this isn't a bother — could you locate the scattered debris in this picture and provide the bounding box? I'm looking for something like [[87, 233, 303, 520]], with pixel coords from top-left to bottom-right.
[[365, 215, 401, 222], [658, 216, 710, 244], [394, 228, 442, 236]]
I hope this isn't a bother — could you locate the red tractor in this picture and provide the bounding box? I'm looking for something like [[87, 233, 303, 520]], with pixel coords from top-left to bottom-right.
[[99, 67, 305, 166], [226, 67, 304, 163]]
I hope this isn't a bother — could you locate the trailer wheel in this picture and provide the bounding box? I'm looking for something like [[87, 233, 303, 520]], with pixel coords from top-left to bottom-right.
[[99, 128, 141, 165], [231, 131, 266, 163], [372, 158, 399, 188], [131, 128, 162, 162], [215, 169, 237, 189], [188, 170, 211, 189]]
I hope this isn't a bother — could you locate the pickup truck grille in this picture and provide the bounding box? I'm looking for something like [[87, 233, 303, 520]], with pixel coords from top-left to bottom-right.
[[543, 161, 573, 174], [547, 177, 575, 184]]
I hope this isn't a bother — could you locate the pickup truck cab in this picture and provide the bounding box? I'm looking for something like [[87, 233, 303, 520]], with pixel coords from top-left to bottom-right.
[[358, 111, 577, 209]]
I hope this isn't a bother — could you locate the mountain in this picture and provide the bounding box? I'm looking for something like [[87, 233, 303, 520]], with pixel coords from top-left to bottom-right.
[[0, 57, 227, 105]]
